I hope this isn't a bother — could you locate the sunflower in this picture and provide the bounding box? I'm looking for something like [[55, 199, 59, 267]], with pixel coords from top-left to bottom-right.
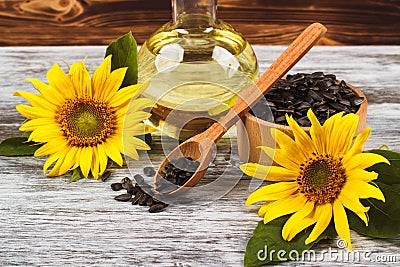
[[15, 56, 155, 179], [240, 109, 389, 249]]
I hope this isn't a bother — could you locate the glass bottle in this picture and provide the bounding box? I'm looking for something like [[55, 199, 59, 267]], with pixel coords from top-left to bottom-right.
[[138, 0, 258, 140]]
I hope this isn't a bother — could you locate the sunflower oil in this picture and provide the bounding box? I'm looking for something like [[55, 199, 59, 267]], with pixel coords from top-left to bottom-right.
[[138, 13, 258, 140]]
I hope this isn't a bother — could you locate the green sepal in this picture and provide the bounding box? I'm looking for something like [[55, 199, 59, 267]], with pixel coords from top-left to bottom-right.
[[69, 168, 85, 183]]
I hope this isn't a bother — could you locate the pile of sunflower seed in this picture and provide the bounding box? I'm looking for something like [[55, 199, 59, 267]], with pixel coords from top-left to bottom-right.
[[111, 172, 168, 213], [111, 158, 199, 212], [250, 72, 365, 126], [155, 157, 199, 193]]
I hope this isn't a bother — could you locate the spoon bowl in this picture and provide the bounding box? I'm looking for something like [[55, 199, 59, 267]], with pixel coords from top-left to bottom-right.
[[154, 23, 328, 195]]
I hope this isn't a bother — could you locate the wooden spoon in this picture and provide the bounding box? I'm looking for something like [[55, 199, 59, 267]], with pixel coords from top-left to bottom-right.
[[154, 23, 327, 195]]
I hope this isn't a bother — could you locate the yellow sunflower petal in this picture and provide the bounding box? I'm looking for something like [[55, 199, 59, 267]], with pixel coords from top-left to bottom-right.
[[124, 98, 156, 114], [71, 147, 82, 170], [47, 156, 65, 177], [24, 78, 65, 104], [20, 118, 56, 131], [59, 146, 78, 175], [263, 193, 307, 224], [16, 104, 54, 120], [28, 126, 62, 142], [34, 139, 66, 157], [338, 193, 369, 225], [305, 203, 333, 245], [258, 146, 300, 171], [109, 83, 144, 107], [282, 200, 316, 241], [338, 193, 370, 213], [47, 63, 75, 99], [97, 144, 108, 175], [343, 152, 389, 172], [240, 163, 298, 182], [43, 150, 63, 175], [103, 141, 123, 166], [102, 67, 128, 102], [286, 114, 315, 155], [144, 124, 157, 134], [271, 128, 296, 148], [333, 199, 352, 250], [14, 91, 57, 111], [123, 111, 152, 127], [342, 127, 371, 162], [80, 147, 93, 177], [307, 109, 325, 154], [123, 146, 139, 160], [353, 211, 369, 227], [92, 55, 111, 99], [346, 169, 378, 182], [91, 146, 100, 179], [322, 112, 343, 154], [124, 137, 150, 151], [123, 123, 150, 137], [271, 129, 308, 165], [258, 201, 273, 217], [343, 180, 385, 201], [245, 182, 298, 205], [69, 62, 92, 97], [112, 81, 150, 109], [335, 113, 359, 154]]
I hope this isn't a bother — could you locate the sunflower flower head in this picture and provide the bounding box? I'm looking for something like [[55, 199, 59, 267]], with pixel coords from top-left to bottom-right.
[[240, 109, 390, 250], [15, 56, 155, 179]]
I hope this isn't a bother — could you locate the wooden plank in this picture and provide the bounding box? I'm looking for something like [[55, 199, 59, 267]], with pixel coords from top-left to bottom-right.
[[0, 46, 399, 266], [0, 0, 399, 45]]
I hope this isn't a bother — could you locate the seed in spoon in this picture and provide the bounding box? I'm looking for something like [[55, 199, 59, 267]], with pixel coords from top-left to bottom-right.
[[155, 157, 200, 193]]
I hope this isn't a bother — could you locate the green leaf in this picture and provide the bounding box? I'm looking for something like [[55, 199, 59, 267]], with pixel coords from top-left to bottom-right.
[[69, 168, 85, 183], [367, 149, 400, 185], [105, 32, 138, 88], [244, 216, 337, 266], [369, 182, 400, 221], [348, 183, 400, 238], [0, 136, 40, 156]]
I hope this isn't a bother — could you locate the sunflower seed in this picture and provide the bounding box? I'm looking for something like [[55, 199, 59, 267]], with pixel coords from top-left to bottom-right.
[[250, 72, 363, 126], [111, 183, 123, 191], [121, 177, 135, 192], [114, 193, 132, 202], [143, 166, 156, 177], [146, 197, 154, 207], [138, 194, 149, 206], [148, 203, 165, 213], [133, 174, 145, 184], [350, 97, 365, 106], [101, 171, 112, 182], [131, 192, 142, 205]]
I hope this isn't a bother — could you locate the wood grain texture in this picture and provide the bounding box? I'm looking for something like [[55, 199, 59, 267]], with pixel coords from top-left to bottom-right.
[[0, 0, 399, 46], [0, 46, 399, 266]]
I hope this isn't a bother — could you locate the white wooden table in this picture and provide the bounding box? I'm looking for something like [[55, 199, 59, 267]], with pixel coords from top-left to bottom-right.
[[0, 46, 399, 266]]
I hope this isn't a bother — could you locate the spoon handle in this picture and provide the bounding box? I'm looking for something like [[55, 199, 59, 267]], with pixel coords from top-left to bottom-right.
[[218, 23, 327, 134]]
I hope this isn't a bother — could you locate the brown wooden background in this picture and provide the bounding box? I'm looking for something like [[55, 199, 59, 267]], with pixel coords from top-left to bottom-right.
[[0, 0, 399, 46]]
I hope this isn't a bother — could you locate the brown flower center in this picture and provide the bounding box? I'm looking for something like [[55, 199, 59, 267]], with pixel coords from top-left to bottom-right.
[[56, 97, 116, 147], [297, 153, 346, 204]]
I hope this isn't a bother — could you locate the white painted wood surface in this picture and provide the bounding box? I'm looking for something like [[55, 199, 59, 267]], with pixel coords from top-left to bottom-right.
[[0, 46, 399, 266]]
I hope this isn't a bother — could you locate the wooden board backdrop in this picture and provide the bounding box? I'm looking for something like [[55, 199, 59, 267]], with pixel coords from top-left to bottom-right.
[[0, 0, 399, 46]]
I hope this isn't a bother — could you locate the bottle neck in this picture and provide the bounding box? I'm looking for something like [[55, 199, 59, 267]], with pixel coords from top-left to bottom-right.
[[172, 0, 217, 27]]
